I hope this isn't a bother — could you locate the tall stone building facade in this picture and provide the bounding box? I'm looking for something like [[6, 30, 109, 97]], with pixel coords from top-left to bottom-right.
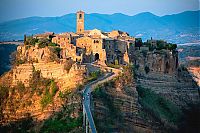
[[50, 11, 135, 65], [76, 11, 85, 34]]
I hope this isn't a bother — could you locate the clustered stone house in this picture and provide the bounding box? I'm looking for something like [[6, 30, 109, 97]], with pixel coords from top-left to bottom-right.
[[50, 11, 135, 65]]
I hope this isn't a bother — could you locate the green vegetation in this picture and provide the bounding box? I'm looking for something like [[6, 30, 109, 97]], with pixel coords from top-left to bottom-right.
[[137, 86, 182, 124], [40, 93, 83, 133], [40, 92, 53, 109], [29, 68, 58, 109], [156, 41, 177, 51], [15, 59, 26, 66], [48, 43, 58, 47], [40, 80, 58, 109], [37, 38, 51, 48], [144, 40, 177, 51], [0, 86, 9, 119], [25, 36, 39, 46], [40, 111, 82, 133], [25, 36, 52, 48], [53, 47, 62, 56], [107, 63, 120, 69], [87, 70, 102, 82]]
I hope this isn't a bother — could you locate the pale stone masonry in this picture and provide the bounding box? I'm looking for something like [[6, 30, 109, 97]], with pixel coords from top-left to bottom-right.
[[51, 11, 135, 65]]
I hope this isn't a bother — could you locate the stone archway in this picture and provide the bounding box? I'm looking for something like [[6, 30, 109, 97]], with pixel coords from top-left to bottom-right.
[[95, 53, 99, 61]]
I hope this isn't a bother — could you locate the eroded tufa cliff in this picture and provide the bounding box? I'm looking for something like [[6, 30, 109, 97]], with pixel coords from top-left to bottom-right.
[[133, 50, 178, 75], [16, 44, 59, 63], [92, 66, 164, 132], [134, 50, 199, 108], [0, 45, 87, 131]]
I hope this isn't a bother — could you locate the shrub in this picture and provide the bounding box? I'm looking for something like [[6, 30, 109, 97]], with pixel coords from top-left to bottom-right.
[[40, 92, 53, 109], [58, 91, 64, 98], [87, 70, 102, 82], [40, 107, 83, 133], [48, 43, 58, 47], [26, 36, 39, 46], [38, 38, 50, 48], [50, 80, 58, 96], [0, 86, 9, 103], [53, 47, 62, 56], [16, 59, 26, 65], [15, 81, 26, 96], [107, 63, 120, 69], [38, 43, 47, 48]]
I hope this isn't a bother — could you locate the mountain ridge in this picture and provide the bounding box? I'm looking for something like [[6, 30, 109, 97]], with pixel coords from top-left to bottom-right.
[[0, 10, 199, 43]]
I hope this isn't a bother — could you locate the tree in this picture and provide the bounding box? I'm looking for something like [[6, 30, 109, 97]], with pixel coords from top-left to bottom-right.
[[135, 38, 143, 49]]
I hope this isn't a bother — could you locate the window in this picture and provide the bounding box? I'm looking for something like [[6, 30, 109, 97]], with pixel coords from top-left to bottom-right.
[[79, 14, 82, 19]]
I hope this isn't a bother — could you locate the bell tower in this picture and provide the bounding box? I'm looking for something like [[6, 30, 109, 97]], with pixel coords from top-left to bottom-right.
[[76, 11, 84, 34]]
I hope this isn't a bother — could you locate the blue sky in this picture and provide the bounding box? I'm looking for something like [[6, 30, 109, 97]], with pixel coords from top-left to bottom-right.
[[0, 0, 199, 22]]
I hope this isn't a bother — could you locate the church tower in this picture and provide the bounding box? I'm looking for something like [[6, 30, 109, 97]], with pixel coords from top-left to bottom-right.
[[76, 11, 84, 34]]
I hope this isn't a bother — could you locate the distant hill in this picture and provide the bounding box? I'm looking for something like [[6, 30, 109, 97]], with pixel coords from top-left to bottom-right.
[[0, 10, 199, 44]]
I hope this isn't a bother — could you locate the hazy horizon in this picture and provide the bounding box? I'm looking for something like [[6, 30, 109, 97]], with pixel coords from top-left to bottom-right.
[[0, 0, 199, 22]]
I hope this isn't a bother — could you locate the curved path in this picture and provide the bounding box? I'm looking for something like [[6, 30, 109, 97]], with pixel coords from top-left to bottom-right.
[[82, 63, 122, 133]]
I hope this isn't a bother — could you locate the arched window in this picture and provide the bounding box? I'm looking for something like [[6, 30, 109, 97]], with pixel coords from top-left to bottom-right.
[[79, 14, 82, 19]]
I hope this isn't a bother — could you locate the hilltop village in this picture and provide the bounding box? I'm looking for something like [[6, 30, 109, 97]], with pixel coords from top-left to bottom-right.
[[23, 11, 178, 71], [1, 11, 199, 133]]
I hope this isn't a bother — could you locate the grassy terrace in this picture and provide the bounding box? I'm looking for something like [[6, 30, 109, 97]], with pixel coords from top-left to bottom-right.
[[137, 86, 182, 124]]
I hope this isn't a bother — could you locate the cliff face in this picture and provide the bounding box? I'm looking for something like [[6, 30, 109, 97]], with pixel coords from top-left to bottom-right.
[[10, 45, 87, 89], [92, 67, 163, 133], [16, 45, 58, 63], [12, 62, 86, 90], [133, 50, 178, 75], [92, 50, 200, 133], [134, 50, 199, 108], [0, 45, 87, 131], [188, 67, 200, 87]]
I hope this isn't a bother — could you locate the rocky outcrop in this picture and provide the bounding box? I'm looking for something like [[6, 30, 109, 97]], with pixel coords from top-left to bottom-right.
[[0, 45, 87, 127], [12, 62, 87, 90], [133, 50, 178, 75], [16, 45, 58, 63], [133, 50, 199, 108], [188, 67, 200, 87], [135, 63, 199, 109], [92, 67, 163, 132], [0, 62, 86, 128]]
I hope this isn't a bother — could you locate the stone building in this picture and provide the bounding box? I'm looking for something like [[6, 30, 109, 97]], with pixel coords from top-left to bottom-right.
[[52, 34, 71, 48], [50, 10, 135, 65], [77, 10, 85, 34]]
